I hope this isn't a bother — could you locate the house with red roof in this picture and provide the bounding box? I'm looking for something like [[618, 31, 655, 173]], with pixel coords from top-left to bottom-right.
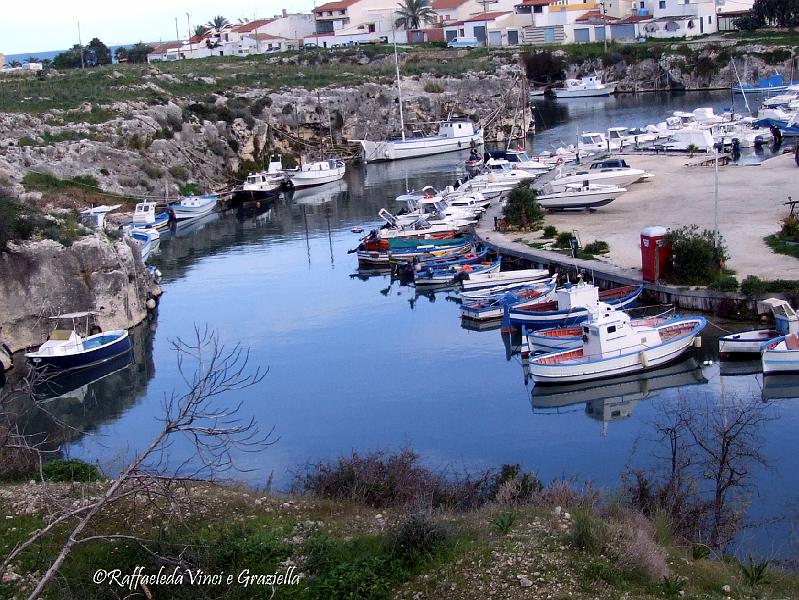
[[430, 0, 485, 24], [305, 0, 403, 47]]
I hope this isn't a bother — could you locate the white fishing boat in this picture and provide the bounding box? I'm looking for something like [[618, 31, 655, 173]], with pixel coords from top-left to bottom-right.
[[661, 128, 715, 152], [719, 299, 798, 358], [553, 75, 617, 98], [132, 201, 171, 230], [460, 277, 555, 300], [761, 333, 799, 374], [547, 159, 647, 192], [460, 279, 557, 321], [485, 149, 552, 174], [460, 268, 551, 292], [537, 183, 626, 211], [287, 158, 346, 188], [237, 155, 286, 202], [168, 194, 217, 220], [483, 158, 539, 183], [528, 303, 706, 384]]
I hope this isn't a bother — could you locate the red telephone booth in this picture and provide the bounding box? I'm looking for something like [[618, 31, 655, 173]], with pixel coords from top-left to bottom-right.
[[640, 226, 671, 283]]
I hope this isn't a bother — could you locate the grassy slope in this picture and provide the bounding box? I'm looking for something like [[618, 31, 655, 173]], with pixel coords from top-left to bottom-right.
[[0, 482, 796, 599]]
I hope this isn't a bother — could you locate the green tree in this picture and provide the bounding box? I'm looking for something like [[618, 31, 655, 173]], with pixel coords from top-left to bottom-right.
[[739, 0, 799, 28], [52, 44, 84, 69], [85, 37, 112, 66], [7, 60, 22, 68], [206, 15, 230, 30], [116, 42, 153, 64], [394, 0, 436, 30], [194, 24, 210, 37], [501, 186, 545, 230]]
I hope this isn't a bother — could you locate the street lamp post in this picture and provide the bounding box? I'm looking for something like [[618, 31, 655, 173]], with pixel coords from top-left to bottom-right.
[[186, 13, 193, 58], [599, 1, 608, 53]]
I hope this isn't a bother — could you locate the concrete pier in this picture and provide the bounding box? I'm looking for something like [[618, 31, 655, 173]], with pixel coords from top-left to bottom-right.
[[475, 152, 799, 313]]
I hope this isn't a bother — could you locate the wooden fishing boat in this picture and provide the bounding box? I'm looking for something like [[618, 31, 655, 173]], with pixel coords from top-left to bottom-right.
[[524, 312, 677, 353], [460, 279, 557, 321], [528, 304, 706, 384], [460, 268, 551, 292], [509, 280, 643, 328], [25, 312, 132, 373], [132, 201, 171, 231], [357, 239, 473, 268], [761, 332, 799, 374], [414, 258, 501, 287], [393, 247, 490, 276]]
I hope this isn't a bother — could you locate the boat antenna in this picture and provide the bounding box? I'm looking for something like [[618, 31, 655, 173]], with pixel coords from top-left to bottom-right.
[[393, 30, 406, 142]]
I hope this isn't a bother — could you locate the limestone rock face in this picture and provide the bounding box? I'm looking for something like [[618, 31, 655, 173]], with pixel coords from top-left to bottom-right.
[[0, 235, 160, 354]]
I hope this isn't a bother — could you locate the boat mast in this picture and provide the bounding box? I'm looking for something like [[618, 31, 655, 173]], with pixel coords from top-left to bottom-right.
[[731, 59, 751, 115], [393, 34, 406, 141]]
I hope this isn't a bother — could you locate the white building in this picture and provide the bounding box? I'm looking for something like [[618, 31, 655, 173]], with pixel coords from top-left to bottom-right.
[[305, 0, 403, 47], [430, 0, 485, 24]]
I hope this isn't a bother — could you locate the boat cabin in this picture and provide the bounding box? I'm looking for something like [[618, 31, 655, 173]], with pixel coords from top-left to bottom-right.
[[768, 300, 799, 335], [133, 202, 158, 226], [579, 132, 609, 150], [607, 127, 630, 143], [555, 281, 600, 311], [673, 111, 698, 127], [581, 304, 661, 359], [590, 159, 631, 170], [437, 120, 477, 139]]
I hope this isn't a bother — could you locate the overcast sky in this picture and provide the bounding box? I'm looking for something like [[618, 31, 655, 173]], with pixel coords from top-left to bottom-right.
[[4, 0, 317, 55]]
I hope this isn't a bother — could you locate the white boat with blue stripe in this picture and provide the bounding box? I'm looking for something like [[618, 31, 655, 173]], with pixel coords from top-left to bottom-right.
[[168, 194, 217, 220], [761, 332, 799, 374], [528, 303, 706, 384]]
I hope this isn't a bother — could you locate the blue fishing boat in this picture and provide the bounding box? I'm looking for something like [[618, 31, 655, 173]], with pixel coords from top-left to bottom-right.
[[25, 312, 132, 373], [733, 74, 790, 94], [414, 258, 502, 287], [508, 280, 643, 328]]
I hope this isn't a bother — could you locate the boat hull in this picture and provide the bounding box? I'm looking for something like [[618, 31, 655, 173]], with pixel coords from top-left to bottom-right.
[[25, 331, 132, 373], [509, 286, 643, 328], [761, 336, 799, 374], [548, 171, 643, 192], [537, 189, 624, 210], [529, 318, 705, 384], [358, 130, 483, 163], [554, 83, 617, 98], [718, 329, 778, 358], [289, 166, 346, 189], [460, 269, 551, 292]]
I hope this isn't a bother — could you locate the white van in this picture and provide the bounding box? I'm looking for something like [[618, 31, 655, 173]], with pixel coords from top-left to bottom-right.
[[447, 37, 479, 48]]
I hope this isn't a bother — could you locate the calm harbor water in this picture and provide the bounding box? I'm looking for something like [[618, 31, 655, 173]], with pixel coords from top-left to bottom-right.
[[6, 90, 798, 557]]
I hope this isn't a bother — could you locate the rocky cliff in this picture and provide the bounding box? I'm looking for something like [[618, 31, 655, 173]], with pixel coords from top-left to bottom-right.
[[0, 235, 160, 358]]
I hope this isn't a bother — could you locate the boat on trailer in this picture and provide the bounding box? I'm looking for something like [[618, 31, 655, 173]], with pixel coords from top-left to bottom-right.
[[509, 280, 643, 328], [528, 303, 706, 384], [719, 299, 798, 358], [25, 312, 131, 373]]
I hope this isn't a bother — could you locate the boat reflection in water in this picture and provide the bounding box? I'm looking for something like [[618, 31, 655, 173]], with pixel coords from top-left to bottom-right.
[[762, 374, 799, 401], [32, 351, 133, 402], [285, 180, 348, 207], [530, 357, 708, 433]]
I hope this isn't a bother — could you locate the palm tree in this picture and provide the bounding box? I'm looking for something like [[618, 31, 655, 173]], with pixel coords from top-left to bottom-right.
[[194, 24, 209, 37], [394, 0, 436, 30], [206, 15, 230, 31]]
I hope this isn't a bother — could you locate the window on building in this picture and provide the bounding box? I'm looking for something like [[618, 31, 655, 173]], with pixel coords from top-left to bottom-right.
[[659, 0, 665, 7], [459, 28, 465, 36], [533, 5, 543, 12], [708, 15, 712, 23], [640, 1, 645, 8], [368, 24, 376, 32]]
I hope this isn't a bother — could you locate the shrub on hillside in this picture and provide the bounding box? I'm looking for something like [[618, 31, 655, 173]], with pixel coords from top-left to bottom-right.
[[42, 459, 103, 482]]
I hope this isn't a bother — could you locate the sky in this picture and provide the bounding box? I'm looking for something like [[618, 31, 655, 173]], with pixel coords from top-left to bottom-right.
[[2, 0, 317, 55]]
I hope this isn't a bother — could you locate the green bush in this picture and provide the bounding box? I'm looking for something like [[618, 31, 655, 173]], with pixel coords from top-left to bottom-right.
[[22, 172, 99, 193], [740, 275, 799, 296], [583, 240, 609, 255], [708, 275, 739, 292], [781, 215, 799, 240], [311, 556, 393, 599], [543, 225, 558, 239], [42, 459, 102, 482], [555, 231, 573, 248], [502, 186, 544, 230], [668, 225, 728, 285], [391, 513, 451, 566], [179, 182, 202, 196], [423, 81, 444, 93], [568, 509, 607, 552], [491, 512, 516, 535]]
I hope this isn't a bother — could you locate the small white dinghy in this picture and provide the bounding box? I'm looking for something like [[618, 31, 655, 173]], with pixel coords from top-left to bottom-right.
[[761, 332, 799, 374], [537, 183, 626, 211], [719, 299, 798, 358], [528, 303, 706, 384]]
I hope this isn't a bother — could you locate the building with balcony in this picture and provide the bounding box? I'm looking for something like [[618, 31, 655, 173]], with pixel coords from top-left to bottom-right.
[[306, 0, 402, 47]]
